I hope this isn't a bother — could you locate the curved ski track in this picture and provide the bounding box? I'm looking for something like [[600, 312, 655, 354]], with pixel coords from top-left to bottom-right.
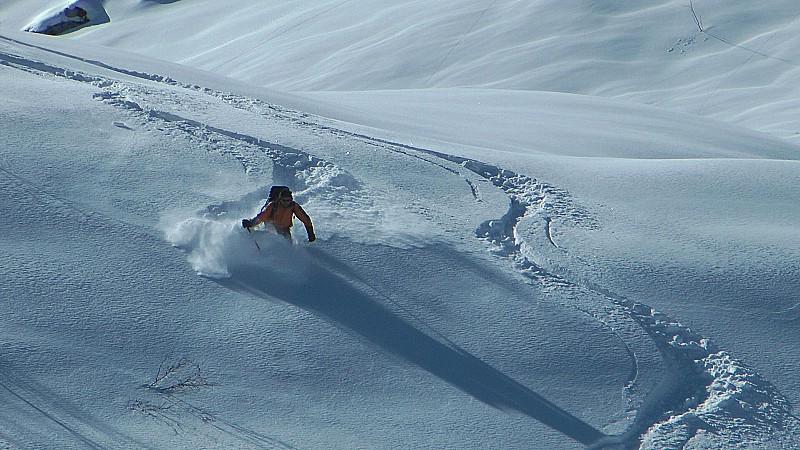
[[1, 36, 797, 449]]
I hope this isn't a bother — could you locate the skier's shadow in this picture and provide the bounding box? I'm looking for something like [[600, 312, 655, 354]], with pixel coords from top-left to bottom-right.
[[218, 244, 607, 448]]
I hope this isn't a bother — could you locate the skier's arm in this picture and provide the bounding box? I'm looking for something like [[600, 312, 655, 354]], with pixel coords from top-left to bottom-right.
[[252, 202, 275, 226], [293, 204, 315, 242]]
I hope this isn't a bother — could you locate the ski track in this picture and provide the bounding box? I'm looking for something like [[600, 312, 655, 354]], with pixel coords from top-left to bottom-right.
[[2, 40, 798, 448], [0, 362, 143, 449]]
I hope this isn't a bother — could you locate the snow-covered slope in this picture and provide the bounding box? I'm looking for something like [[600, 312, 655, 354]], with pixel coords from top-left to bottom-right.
[[1, 1, 798, 449], [7, 0, 800, 140]]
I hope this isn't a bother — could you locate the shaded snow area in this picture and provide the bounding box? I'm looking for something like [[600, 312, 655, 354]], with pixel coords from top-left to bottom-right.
[[1, 1, 800, 449]]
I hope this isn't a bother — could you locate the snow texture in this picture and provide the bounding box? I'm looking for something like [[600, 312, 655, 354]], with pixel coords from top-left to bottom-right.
[[1, 1, 799, 449]]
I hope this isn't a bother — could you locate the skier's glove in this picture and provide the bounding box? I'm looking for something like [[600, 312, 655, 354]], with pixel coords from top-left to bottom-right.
[[242, 218, 253, 229]]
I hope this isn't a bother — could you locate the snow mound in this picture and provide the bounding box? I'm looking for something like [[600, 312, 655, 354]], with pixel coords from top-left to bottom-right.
[[23, 0, 110, 35]]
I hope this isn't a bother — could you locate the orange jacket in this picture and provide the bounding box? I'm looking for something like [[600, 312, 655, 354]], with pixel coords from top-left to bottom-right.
[[253, 200, 313, 231]]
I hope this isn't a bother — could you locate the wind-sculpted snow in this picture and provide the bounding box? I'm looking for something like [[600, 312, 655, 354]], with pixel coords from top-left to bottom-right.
[[2, 41, 797, 449]]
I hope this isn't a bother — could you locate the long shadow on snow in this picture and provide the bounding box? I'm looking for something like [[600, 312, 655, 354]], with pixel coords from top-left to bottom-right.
[[218, 242, 606, 448]]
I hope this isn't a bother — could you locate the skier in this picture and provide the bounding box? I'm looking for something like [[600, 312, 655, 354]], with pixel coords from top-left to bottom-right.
[[242, 187, 316, 242]]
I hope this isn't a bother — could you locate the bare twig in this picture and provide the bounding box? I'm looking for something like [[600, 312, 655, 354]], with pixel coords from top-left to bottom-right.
[[129, 399, 173, 416], [147, 355, 213, 393]]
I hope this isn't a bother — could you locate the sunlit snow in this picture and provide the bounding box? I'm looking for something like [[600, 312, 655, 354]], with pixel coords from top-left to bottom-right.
[[1, 1, 798, 449]]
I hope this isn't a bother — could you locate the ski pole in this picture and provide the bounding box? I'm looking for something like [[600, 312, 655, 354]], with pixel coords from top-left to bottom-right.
[[247, 228, 261, 251]]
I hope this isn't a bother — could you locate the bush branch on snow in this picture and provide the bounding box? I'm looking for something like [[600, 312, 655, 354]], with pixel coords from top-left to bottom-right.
[[147, 355, 214, 393], [129, 356, 214, 425], [128, 399, 174, 417]]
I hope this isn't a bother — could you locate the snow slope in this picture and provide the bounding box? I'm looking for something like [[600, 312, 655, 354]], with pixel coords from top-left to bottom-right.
[[1, 1, 799, 449]]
